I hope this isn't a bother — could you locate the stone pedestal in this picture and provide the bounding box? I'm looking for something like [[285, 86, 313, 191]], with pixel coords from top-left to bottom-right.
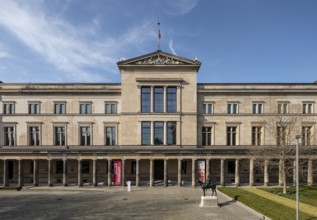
[[199, 196, 218, 207]]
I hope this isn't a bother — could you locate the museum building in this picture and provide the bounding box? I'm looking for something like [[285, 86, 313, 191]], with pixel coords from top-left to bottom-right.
[[0, 50, 316, 188]]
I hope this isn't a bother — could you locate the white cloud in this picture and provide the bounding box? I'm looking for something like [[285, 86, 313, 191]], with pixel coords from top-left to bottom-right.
[[0, 51, 9, 58], [0, 1, 156, 82], [157, 0, 200, 16], [169, 39, 177, 55]]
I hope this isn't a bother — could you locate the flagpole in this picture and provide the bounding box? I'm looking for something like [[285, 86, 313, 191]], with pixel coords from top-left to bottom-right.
[[158, 22, 161, 50]]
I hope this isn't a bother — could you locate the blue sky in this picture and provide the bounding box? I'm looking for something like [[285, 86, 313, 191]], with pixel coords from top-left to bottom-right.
[[0, 0, 317, 83]]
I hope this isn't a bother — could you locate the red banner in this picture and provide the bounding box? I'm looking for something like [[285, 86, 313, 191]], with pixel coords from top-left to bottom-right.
[[113, 160, 122, 185]]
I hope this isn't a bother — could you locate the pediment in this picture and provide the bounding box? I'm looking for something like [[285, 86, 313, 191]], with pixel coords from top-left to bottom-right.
[[117, 50, 201, 67]]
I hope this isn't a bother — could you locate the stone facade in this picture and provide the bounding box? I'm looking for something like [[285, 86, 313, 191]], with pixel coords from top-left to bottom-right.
[[0, 50, 316, 187]]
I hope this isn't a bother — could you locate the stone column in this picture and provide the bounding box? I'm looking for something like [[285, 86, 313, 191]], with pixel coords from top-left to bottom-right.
[[307, 159, 313, 186], [18, 160, 24, 188], [220, 159, 225, 186], [48, 159, 53, 187], [150, 123, 154, 145], [235, 159, 240, 187], [206, 159, 210, 181], [249, 159, 254, 186], [3, 160, 9, 187], [293, 160, 296, 186], [92, 159, 97, 187], [164, 159, 168, 187], [63, 159, 68, 187], [178, 159, 182, 187], [191, 159, 196, 186], [264, 159, 269, 186], [122, 159, 125, 187], [78, 160, 82, 187], [33, 160, 39, 187], [163, 123, 167, 145], [136, 159, 140, 187], [107, 159, 112, 187], [150, 159, 154, 187], [279, 159, 283, 186]]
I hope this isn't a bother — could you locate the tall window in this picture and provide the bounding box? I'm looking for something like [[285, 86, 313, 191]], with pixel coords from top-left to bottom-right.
[[252, 126, 262, 146], [277, 126, 287, 145], [4, 127, 15, 146], [154, 122, 164, 145], [82, 161, 90, 174], [56, 161, 63, 174], [303, 103, 313, 114], [227, 103, 238, 114], [202, 127, 212, 146], [29, 126, 40, 146], [28, 103, 40, 114], [278, 103, 288, 114], [80, 127, 91, 146], [202, 103, 213, 114], [105, 103, 117, 114], [141, 87, 151, 113], [167, 87, 177, 113], [252, 103, 263, 114], [80, 103, 92, 114], [227, 127, 237, 146], [54, 103, 66, 114], [55, 127, 66, 146], [302, 127, 311, 146], [154, 87, 164, 112], [141, 122, 151, 145], [3, 103, 15, 114], [106, 127, 116, 145], [167, 122, 176, 145]]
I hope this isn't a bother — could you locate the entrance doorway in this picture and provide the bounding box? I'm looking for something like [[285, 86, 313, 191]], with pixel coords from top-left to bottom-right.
[[154, 160, 164, 180], [8, 161, 13, 179]]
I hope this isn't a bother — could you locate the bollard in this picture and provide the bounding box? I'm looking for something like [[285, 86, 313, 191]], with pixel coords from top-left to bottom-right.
[[127, 181, 131, 192]]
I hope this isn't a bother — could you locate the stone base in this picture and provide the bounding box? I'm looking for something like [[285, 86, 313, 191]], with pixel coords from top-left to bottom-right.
[[199, 196, 218, 207]]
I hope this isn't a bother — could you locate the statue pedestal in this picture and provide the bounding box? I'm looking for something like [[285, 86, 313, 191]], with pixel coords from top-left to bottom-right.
[[199, 196, 218, 207]]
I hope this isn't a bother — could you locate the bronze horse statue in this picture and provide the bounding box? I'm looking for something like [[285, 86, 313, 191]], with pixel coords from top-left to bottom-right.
[[196, 178, 217, 197]]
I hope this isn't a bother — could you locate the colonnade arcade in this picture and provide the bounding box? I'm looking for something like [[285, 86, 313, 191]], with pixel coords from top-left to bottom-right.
[[1, 156, 315, 188]]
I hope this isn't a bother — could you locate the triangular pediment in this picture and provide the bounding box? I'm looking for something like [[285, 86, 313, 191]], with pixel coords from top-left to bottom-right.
[[117, 50, 201, 67]]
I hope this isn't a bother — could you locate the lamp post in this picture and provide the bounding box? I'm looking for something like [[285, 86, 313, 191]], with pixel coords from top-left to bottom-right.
[[295, 135, 301, 220]]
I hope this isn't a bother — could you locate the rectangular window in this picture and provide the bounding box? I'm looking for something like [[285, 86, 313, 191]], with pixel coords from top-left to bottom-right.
[[278, 103, 288, 114], [167, 122, 176, 145], [154, 87, 164, 112], [181, 161, 187, 174], [141, 87, 151, 113], [105, 103, 117, 114], [202, 127, 212, 146], [55, 127, 66, 146], [80, 103, 92, 114], [227, 126, 237, 146], [4, 127, 15, 146], [252, 126, 262, 146], [154, 122, 164, 145], [252, 103, 263, 114], [227, 103, 238, 114], [29, 126, 40, 146], [56, 161, 63, 174], [106, 127, 116, 145], [28, 103, 40, 114], [80, 127, 91, 146], [167, 87, 177, 113], [302, 126, 311, 146], [277, 126, 287, 145], [202, 103, 213, 114], [3, 103, 15, 114], [141, 122, 151, 145], [82, 161, 90, 174], [303, 103, 313, 114], [54, 103, 66, 114]]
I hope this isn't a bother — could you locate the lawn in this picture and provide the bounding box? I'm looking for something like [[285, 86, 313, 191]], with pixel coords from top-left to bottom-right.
[[218, 187, 317, 220], [259, 186, 317, 207]]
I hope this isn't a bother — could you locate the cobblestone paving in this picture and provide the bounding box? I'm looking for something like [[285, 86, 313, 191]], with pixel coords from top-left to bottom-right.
[[0, 186, 263, 220]]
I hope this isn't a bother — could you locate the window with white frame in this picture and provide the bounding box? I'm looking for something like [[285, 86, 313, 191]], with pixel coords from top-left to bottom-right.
[[54, 102, 66, 114], [277, 102, 289, 114], [141, 122, 151, 145], [166, 122, 176, 145], [28, 102, 40, 114], [252, 103, 263, 114], [105, 103, 117, 114], [251, 126, 262, 146], [80, 126, 91, 146], [141, 121, 177, 145], [105, 126, 116, 145], [303, 102, 314, 114], [276, 126, 287, 145], [29, 126, 41, 146], [80, 102, 92, 114], [202, 127, 212, 146], [3, 102, 15, 114], [3, 126, 15, 146], [227, 103, 238, 114], [202, 103, 213, 114], [302, 126, 311, 146], [54, 126, 66, 146], [227, 126, 237, 145]]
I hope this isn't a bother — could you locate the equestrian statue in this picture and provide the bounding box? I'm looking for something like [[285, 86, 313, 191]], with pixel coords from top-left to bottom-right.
[[196, 176, 217, 197]]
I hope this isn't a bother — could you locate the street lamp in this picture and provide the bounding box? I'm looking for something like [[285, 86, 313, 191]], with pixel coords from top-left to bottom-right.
[[295, 135, 301, 220]]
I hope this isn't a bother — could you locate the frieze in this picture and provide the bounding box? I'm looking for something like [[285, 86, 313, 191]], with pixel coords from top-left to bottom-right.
[[135, 55, 184, 65]]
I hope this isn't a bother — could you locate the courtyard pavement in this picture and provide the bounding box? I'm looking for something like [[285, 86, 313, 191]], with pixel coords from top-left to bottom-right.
[[0, 186, 265, 220]]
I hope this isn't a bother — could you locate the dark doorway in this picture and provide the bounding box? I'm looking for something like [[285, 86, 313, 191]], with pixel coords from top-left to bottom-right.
[[154, 160, 164, 180], [8, 161, 13, 179]]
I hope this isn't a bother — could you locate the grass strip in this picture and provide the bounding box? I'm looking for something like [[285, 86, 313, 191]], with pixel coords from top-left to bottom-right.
[[243, 188, 317, 218], [218, 187, 316, 220]]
